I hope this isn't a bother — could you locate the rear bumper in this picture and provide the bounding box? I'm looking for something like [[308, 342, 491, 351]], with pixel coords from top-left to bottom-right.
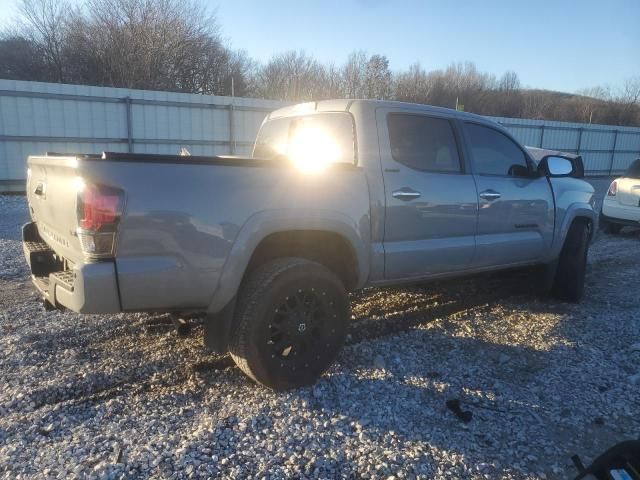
[[22, 222, 121, 313], [601, 199, 640, 224]]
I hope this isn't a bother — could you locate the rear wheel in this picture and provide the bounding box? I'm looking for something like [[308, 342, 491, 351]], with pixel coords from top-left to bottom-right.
[[229, 258, 349, 390], [552, 221, 590, 302]]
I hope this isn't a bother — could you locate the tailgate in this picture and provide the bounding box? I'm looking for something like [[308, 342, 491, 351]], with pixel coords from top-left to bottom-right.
[[27, 155, 85, 265], [616, 177, 640, 207]]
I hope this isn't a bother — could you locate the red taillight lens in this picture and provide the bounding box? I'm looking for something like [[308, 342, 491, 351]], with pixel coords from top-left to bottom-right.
[[607, 180, 618, 196], [79, 184, 121, 230], [76, 182, 125, 258]]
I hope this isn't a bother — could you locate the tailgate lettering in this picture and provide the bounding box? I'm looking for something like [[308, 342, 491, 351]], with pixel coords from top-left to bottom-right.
[[40, 223, 70, 249]]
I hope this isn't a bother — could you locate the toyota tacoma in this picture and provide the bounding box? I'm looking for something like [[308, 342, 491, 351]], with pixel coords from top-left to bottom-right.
[[22, 100, 598, 389]]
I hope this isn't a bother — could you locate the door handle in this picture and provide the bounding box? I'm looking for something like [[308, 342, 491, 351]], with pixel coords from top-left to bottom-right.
[[392, 188, 421, 201], [479, 189, 501, 201]]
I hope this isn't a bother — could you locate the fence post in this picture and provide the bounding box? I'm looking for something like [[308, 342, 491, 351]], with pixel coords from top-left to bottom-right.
[[229, 104, 235, 155], [539, 125, 545, 148], [125, 96, 133, 153], [609, 130, 619, 176], [576, 127, 583, 155]]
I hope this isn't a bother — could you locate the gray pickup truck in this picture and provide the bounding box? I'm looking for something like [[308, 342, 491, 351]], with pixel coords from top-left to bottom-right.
[[23, 100, 597, 389]]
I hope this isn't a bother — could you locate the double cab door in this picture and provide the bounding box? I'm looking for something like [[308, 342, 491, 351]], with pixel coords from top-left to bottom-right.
[[376, 108, 554, 281]]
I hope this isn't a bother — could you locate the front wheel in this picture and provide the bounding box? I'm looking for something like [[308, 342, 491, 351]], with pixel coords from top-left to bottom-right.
[[229, 258, 349, 390], [552, 222, 590, 302]]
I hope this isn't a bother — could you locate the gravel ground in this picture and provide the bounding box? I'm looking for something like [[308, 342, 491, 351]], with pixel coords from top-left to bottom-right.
[[1, 179, 639, 479]]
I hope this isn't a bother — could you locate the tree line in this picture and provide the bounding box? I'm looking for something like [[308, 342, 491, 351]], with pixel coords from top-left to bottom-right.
[[1, 0, 639, 126]]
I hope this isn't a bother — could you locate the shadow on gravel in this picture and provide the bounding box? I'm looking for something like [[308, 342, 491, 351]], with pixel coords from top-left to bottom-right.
[[294, 322, 583, 475], [2, 358, 170, 414], [12, 319, 139, 368]]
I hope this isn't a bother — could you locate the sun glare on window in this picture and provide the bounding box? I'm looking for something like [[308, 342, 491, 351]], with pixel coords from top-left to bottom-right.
[[287, 125, 342, 173]]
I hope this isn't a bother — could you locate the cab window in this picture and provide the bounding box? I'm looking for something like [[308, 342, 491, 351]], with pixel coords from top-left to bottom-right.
[[387, 114, 462, 173], [465, 123, 529, 176], [253, 112, 355, 165]]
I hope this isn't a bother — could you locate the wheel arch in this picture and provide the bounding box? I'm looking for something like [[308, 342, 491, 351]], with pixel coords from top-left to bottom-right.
[[552, 204, 597, 260], [206, 210, 369, 315]]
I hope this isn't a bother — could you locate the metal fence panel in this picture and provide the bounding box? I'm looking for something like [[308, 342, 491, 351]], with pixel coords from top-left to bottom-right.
[[616, 131, 640, 151], [0, 80, 285, 190], [582, 151, 614, 173], [491, 116, 640, 175], [1, 80, 640, 192]]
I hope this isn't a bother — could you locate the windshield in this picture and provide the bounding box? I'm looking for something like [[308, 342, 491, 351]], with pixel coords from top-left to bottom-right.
[[253, 113, 356, 166]]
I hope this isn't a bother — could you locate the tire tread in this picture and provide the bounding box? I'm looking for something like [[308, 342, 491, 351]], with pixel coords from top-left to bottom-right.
[[552, 221, 589, 302], [229, 257, 347, 389]]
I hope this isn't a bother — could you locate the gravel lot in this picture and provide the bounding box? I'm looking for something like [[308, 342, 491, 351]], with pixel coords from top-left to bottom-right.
[[1, 179, 639, 479]]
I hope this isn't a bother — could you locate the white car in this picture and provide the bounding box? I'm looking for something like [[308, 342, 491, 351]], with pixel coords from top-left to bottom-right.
[[601, 158, 640, 233]]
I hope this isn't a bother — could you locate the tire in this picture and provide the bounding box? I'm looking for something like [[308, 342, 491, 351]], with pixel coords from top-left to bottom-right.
[[229, 257, 349, 390], [552, 221, 590, 302]]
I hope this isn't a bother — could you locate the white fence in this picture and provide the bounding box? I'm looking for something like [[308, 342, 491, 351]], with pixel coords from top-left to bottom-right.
[[490, 116, 640, 176], [0, 80, 285, 192], [1, 79, 640, 192]]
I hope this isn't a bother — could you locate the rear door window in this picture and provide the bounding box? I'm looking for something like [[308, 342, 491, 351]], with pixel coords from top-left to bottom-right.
[[387, 114, 462, 173], [253, 113, 356, 165], [465, 123, 529, 176]]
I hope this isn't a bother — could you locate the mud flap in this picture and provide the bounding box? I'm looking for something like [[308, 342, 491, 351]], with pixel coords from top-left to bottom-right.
[[204, 296, 236, 354]]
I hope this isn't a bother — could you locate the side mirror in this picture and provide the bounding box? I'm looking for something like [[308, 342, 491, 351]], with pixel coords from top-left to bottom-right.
[[539, 155, 574, 177]]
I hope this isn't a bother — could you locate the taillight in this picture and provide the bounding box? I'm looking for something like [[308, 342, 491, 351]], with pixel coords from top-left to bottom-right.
[[607, 180, 618, 196], [76, 181, 125, 258]]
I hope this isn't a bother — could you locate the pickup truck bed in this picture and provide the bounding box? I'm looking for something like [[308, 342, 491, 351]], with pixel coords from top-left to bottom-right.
[[24, 151, 369, 314]]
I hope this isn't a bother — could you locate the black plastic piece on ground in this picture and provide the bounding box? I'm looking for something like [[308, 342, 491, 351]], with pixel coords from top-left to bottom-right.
[[572, 454, 586, 473], [170, 315, 191, 337], [446, 398, 473, 423]]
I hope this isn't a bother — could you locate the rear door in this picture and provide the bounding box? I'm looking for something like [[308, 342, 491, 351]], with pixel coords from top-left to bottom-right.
[[461, 122, 554, 267], [378, 109, 478, 279]]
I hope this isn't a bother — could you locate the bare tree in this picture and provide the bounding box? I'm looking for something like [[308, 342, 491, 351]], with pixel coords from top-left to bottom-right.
[[81, 0, 228, 92], [0, 33, 49, 80], [499, 71, 520, 91], [393, 63, 433, 103], [363, 54, 391, 99], [341, 50, 368, 98], [17, 0, 71, 82], [1, 2, 639, 126], [522, 90, 554, 120], [615, 77, 640, 124], [253, 50, 328, 101]]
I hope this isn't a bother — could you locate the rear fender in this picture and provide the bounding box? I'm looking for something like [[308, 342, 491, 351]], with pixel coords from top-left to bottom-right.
[[206, 209, 369, 314]]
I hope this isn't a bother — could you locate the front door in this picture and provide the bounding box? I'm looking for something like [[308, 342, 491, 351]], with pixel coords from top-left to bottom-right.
[[461, 121, 554, 268], [378, 110, 479, 279]]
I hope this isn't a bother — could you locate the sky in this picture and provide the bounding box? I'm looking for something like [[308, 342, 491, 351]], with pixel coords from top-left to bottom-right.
[[1, 0, 638, 94]]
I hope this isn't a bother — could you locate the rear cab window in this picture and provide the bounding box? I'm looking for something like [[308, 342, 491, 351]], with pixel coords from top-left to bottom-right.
[[464, 122, 530, 177], [253, 112, 356, 166], [387, 113, 462, 173]]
